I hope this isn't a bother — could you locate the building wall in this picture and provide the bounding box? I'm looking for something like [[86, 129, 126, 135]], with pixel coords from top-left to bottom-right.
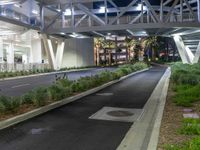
[[61, 38, 94, 68]]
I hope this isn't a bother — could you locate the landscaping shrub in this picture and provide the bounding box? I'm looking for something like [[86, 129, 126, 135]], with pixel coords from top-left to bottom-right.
[[165, 136, 200, 150], [56, 78, 73, 87], [33, 87, 49, 107], [173, 85, 200, 107], [22, 91, 35, 104], [48, 85, 71, 101], [0, 96, 21, 113], [179, 118, 200, 135]]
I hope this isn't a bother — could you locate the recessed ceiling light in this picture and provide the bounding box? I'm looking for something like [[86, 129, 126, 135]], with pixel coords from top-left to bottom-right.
[[32, 10, 38, 15]]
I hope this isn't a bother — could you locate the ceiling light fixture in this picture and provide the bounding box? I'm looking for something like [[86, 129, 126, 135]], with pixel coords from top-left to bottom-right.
[[64, 9, 71, 16]]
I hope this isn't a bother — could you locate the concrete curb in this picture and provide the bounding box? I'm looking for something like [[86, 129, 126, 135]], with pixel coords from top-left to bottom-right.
[[116, 67, 171, 150], [0, 68, 96, 81], [0, 68, 149, 130]]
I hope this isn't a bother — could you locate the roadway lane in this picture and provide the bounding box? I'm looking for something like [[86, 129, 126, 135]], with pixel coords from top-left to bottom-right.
[[0, 66, 166, 150], [0, 67, 116, 97]]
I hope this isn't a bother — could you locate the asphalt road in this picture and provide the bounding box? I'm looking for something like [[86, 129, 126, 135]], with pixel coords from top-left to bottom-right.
[[0, 67, 116, 97], [0, 66, 166, 150]]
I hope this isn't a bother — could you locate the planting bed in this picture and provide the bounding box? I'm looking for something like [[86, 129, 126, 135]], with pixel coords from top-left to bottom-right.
[[0, 62, 148, 122], [158, 62, 200, 150]]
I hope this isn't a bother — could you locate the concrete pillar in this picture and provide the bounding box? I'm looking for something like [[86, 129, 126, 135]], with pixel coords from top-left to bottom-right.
[[42, 35, 65, 70], [0, 38, 3, 63], [193, 41, 200, 63], [173, 35, 191, 64], [31, 39, 42, 63], [55, 41, 65, 70], [6, 42, 14, 64], [41, 34, 56, 70]]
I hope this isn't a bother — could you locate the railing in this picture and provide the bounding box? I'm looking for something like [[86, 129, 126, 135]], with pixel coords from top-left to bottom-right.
[[0, 63, 50, 72], [48, 12, 197, 30]]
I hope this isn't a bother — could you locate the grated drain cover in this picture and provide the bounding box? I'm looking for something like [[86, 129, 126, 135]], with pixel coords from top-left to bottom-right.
[[107, 110, 134, 117], [89, 107, 143, 122]]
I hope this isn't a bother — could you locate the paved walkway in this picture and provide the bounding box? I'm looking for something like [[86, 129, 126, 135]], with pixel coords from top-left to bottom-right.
[[0, 66, 166, 150]]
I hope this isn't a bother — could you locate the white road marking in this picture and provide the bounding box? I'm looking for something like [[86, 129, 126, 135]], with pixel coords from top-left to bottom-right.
[[11, 83, 30, 89]]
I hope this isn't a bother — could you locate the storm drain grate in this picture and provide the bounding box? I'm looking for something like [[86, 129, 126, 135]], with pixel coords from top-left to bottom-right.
[[89, 107, 143, 122]]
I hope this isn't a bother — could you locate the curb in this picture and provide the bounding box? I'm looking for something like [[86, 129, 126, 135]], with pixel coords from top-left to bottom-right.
[[0, 68, 96, 81], [116, 67, 171, 150], [0, 68, 149, 130]]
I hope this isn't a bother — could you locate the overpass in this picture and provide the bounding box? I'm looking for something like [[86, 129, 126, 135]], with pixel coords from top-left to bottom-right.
[[0, 0, 200, 67]]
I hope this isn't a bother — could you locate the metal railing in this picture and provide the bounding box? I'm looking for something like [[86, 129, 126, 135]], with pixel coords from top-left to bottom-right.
[[0, 63, 50, 72], [48, 12, 197, 30]]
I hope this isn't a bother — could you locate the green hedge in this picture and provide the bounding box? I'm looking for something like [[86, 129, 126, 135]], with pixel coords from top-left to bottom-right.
[[0, 62, 148, 115]]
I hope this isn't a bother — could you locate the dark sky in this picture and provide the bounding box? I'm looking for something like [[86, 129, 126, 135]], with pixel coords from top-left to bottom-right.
[[93, 0, 161, 8]]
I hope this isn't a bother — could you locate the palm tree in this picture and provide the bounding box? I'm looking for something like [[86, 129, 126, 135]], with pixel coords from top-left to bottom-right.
[[143, 36, 159, 61], [94, 38, 109, 65], [104, 40, 115, 66], [125, 37, 137, 62]]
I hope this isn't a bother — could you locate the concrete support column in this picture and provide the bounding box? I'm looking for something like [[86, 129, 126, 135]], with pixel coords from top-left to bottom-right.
[[173, 35, 191, 64], [55, 41, 65, 70], [7, 42, 14, 64], [193, 41, 200, 63], [31, 39, 42, 63], [0, 38, 3, 63], [42, 35, 65, 70], [41, 34, 56, 70]]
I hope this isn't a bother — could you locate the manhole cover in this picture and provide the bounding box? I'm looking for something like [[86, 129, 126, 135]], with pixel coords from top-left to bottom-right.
[[107, 110, 134, 117], [89, 107, 143, 122]]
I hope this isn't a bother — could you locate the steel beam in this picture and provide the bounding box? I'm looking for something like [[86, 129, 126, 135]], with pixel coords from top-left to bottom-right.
[[75, 14, 88, 27], [184, 0, 197, 21], [198, 0, 200, 22], [143, 0, 160, 23], [48, 22, 200, 34], [163, 0, 173, 6], [45, 4, 70, 30], [175, 0, 197, 8], [76, 3, 105, 25], [129, 11, 146, 24], [109, 0, 139, 25], [165, 0, 179, 22], [160, 0, 164, 22]]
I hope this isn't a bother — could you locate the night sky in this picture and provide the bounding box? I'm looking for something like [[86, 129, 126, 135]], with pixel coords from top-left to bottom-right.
[[93, 0, 161, 8]]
